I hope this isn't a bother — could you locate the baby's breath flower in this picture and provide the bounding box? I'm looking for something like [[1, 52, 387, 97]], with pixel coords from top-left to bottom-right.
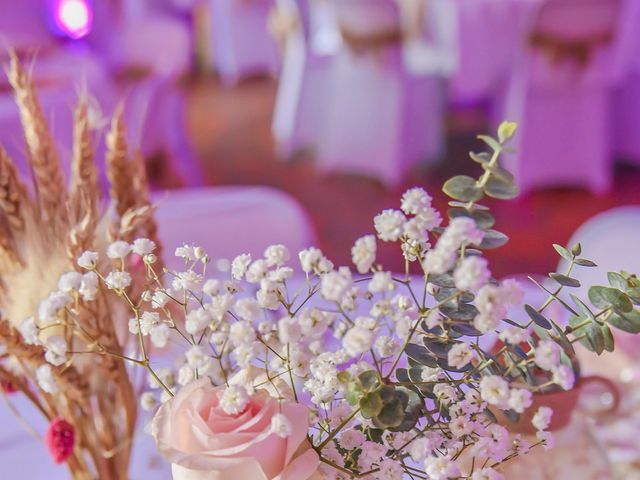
[[77, 251, 98, 269], [373, 209, 406, 242], [107, 240, 132, 260], [105, 271, 132, 291], [133, 238, 156, 256], [36, 364, 58, 394]]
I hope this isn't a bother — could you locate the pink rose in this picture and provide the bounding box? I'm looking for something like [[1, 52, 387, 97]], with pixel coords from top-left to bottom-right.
[[152, 378, 320, 480]]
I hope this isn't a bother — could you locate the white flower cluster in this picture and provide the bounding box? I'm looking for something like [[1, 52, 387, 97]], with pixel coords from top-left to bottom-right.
[[21, 182, 590, 480]]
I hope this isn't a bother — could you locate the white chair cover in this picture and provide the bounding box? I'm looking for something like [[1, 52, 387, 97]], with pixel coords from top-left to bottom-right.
[[272, 0, 337, 158], [153, 186, 318, 273], [316, 0, 448, 186], [501, 0, 622, 194], [207, 0, 280, 85]]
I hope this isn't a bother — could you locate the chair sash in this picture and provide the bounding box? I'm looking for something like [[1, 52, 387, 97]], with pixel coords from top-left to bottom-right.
[[528, 30, 614, 66], [339, 23, 403, 54]]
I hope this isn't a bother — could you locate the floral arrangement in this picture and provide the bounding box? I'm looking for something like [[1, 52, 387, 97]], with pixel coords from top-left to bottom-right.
[[0, 55, 162, 479], [3, 58, 640, 479]]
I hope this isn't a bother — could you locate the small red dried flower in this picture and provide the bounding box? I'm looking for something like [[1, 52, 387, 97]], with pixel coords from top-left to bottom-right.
[[45, 418, 75, 464], [0, 378, 18, 394]]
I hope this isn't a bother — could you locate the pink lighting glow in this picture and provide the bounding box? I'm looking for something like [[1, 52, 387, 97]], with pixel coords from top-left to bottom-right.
[[51, 0, 93, 39]]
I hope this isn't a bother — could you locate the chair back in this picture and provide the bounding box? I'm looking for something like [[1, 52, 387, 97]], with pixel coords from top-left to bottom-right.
[[526, 0, 621, 86]]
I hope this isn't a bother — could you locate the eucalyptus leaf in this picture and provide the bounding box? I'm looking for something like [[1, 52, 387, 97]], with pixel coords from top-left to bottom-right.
[[360, 392, 384, 418], [358, 370, 381, 392], [588, 286, 633, 312], [443, 175, 483, 202], [477, 134, 502, 152], [550, 319, 576, 357], [395, 368, 410, 383], [574, 258, 597, 267], [423, 338, 455, 359], [549, 273, 581, 288], [553, 244, 573, 261], [608, 309, 640, 334], [608, 272, 629, 290], [588, 286, 610, 309], [497, 121, 518, 143], [602, 324, 615, 352], [478, 230, 509, 249], [447, 208, 496, 230], [439, 302, 479, 321], [435, 287, 474, 303], [571, 294, 596, 322], [427, 273, 456, 288], [469, 151, 491, 164], [571, 243, 582, 256], [405, 343, 438, 368], [484, 175, 519, 200], [448, 201, 490, 211], [524, 304, 552, 329], [451, 322, 483, 337], [569, 315, 604, 354]]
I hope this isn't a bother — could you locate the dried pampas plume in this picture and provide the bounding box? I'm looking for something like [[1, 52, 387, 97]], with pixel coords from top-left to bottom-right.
[[0, 54, 162, 479]]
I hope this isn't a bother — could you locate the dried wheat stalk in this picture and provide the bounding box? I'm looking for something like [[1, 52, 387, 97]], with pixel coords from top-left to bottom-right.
[[0, 55, 161, 479], [6, 53, 68, 228]]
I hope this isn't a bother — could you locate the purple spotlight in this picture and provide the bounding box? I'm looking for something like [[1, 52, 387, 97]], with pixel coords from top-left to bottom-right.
[[51, 0, 93, 39]]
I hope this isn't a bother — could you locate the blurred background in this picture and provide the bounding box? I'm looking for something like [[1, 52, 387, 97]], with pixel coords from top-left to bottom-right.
[[0, 0, 639, 278]]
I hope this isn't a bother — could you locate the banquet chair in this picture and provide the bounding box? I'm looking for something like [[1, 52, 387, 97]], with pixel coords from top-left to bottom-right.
[[316, 0, 448, 187], [207, 0, 280, 85], [502, 0, 621, 195], [271, 0, 338, 159], [153, 186, 318, 273]]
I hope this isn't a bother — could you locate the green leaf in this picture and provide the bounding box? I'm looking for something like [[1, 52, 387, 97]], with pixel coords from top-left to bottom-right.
[[477, 134, 502, 152], [524, 304, 552, 329], [427, 273, 455, 288], [484, 175, 519, 200], [608, 309, 640, 334], [405, 343, 438, 368], [447, 208, 496, 230], [337, 371, 351, 384], [478, 230, 509, 249], [571, 294, 596, 322], [423, 338, 455, 359], [608, 272, 629, 290], [602, 324, 615, 352], [439, 302, 479, 321], [497, 121, 518, 143], [571, 243, 582, 256], [469, 151, 491, 164], [607, 289, 634, 313], [574, 258, 597, 267], [553, 244, 573, 261], [358, 371, 381, 393], [588, 286, 610, 309], [549, 273, 581, 288], [360, 392, 384, 418], [550, 319, 576, 357], [589, 286, 633, 313], [442, 175, 483, 202], [373, 388, 405, 428], [569, 315, 604, 354]]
